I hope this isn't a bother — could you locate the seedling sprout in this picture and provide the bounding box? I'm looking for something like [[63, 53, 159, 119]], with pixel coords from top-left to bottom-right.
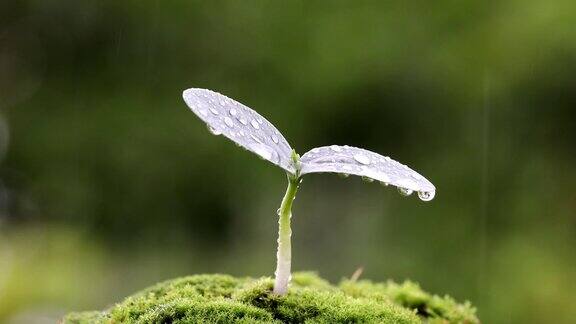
[[182, 88, 436, 295]]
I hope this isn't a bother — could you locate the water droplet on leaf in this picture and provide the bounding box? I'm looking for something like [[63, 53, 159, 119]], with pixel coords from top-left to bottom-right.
[[250, 134, 261, 143], [354, 154, 371, 165], [224, 117, 234, 128], [249, 143, 276, 161], [330, 145, 342, 152]]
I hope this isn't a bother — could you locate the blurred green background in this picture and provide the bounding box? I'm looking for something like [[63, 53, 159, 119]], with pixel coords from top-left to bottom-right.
[[1, 1, 575, 323]]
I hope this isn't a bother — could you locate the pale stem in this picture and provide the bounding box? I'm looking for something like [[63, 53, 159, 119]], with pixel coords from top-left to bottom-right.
[[273, 173, 299, 295]]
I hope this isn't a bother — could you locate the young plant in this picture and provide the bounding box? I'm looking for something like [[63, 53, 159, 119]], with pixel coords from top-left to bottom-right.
[[182, 88, 436, 295]]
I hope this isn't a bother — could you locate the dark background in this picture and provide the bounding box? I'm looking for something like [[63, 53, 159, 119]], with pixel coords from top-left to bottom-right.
[[1, 1, 575, 323]]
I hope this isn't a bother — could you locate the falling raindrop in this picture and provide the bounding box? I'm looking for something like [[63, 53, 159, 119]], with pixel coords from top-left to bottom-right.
[[418, 190, 435, 201], [398, 187, 413, 196], [224, 117, 234, 128], [353, 154, 371, 165]]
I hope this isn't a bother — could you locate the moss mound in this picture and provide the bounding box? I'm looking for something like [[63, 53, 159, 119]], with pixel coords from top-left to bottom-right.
[[63, 272, 478, 323]]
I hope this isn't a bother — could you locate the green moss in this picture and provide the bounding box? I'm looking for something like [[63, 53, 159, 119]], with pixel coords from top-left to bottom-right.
[[339, 279, 478, 323], [63, 272, 478, 323]]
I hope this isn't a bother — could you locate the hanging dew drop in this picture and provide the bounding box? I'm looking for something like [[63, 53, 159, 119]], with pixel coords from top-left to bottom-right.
[[362, 176, 374, 183], [418, 190, 435, 201], [398, 187, 413, 196], [380, 181, 389, 186], [208, 125, 222, 135], [338, 173, 349, 178]]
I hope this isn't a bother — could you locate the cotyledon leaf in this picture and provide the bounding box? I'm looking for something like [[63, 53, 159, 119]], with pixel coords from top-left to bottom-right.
[[300, 145, 436, 201], [182, 88, 296, 174]]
